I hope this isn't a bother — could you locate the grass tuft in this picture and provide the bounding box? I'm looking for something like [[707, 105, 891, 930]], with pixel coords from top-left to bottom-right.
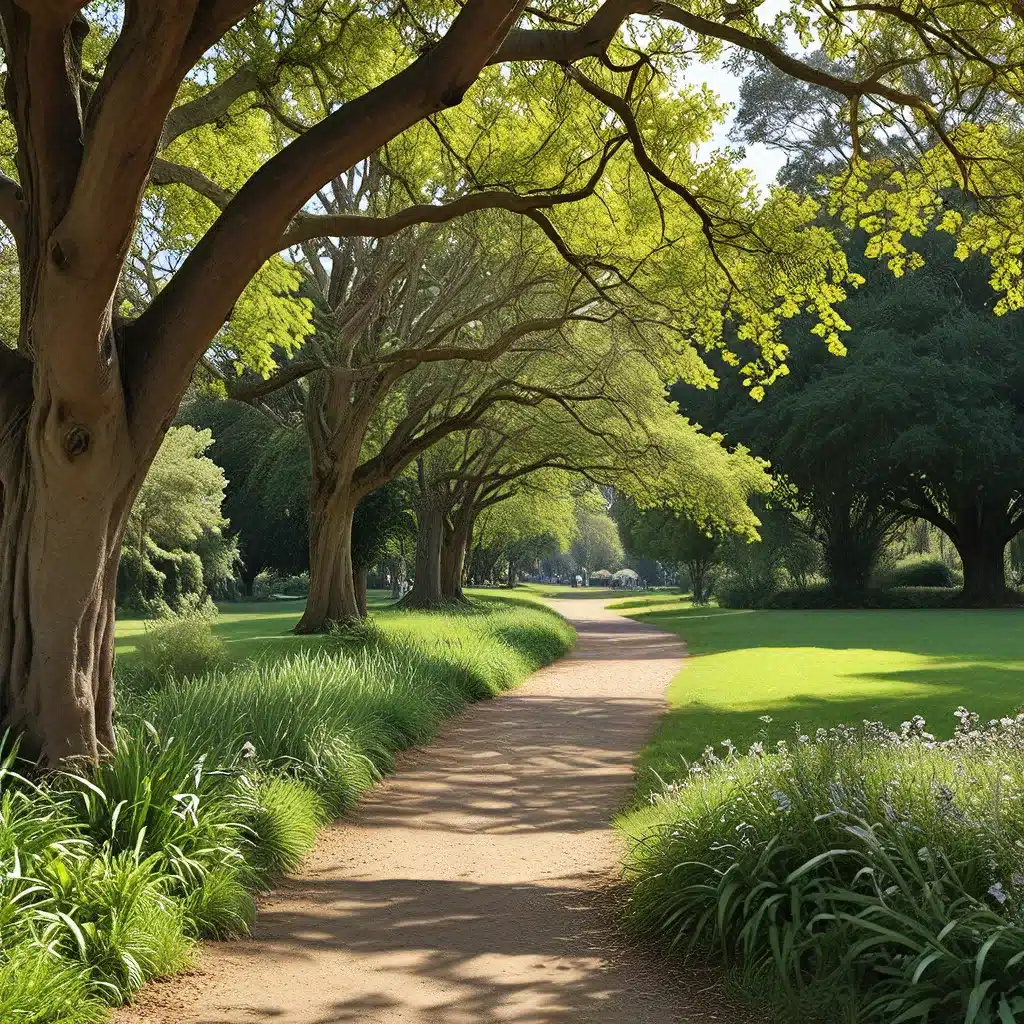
[[0, 944, 109, 1024], [2, 595, 573, 1020], [622, 710, 1024, 1022], [240, 775, 326, 877]]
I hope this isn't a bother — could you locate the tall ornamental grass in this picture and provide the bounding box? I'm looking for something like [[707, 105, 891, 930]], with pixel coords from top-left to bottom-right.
[[622, 711, 1024, 1023], [1, 600, 573, 1023]]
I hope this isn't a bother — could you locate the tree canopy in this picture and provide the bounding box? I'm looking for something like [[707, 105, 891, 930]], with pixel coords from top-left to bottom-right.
[[5, 0, 1024, 760], [676, 232, 1024, 602]]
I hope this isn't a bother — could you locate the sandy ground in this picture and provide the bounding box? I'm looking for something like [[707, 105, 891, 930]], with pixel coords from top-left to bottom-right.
[[117, 596, 743, 1024]]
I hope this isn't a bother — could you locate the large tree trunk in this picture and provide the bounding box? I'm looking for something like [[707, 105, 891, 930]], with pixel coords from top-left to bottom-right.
[[400, 492, 447, 609], [952, 516, 1008, 605], [0, 335, 148, 764], [354, 563, 369, 618], [295, 372, 372, 632], [439, 508, 473, 603], [295, 473, 361, 631]]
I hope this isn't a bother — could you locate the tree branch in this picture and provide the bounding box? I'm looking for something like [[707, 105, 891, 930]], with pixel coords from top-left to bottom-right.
[[61, 2, 195, 300], [278, 136, 622, 249], [177, 1, 260, 74], [652, 2, 932, 111], [125, 0, 527, 441], [491, 0, 644, 63], [150, 157, 233, 210], [159, 63, 260, 150]]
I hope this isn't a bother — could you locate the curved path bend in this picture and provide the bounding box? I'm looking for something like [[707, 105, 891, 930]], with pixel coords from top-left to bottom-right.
[[120, 596, 737, 1024]]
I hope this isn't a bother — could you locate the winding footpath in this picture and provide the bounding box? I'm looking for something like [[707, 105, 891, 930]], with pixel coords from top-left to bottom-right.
[[120, 596, 740, 1024]]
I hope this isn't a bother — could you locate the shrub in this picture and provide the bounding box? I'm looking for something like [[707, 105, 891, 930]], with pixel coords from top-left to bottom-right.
[[0, 598, 574, 1017], [622, 710, 1024, 1023], [715, 569, 784, 608], [761, 584, 960, 609], [761, 584, 1024, 609], [38, 852, 194, 1001], [116, 544, 168, 617], [882, 554, 956, 589], [0, 944, 108, 1024], [253, 570, 309, 600], [122, 600, 226, 691]]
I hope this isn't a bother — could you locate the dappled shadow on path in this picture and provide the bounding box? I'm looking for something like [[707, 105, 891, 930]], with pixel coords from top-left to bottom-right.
[[354, 694, 666, 835], [187, 875, 727, 1024], [119, 599, 742, 1024]]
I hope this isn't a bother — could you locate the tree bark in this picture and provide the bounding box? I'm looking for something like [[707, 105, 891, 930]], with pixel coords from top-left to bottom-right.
[[0, 350, 146, 764], [295, 467, 361, 631], [506, 556, 516, 588], [294, 371, 376, 632], [440, 507, 473, 603], [400, 493, 447, 609], [354, 563, 369, 618], [952, 517, 1008, 605]]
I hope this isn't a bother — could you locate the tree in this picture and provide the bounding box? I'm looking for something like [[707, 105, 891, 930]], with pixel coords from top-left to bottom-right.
[[117, 426, 231, 614], [399, 333, 771, 608], [179, 398, 309, 594], [2, 2, 1017, 760], [273, 205, 608, 629], [681, 233, 1024, 602], [797, 242, 1024, 603], [470, 477, 580, 588], [615, 500, 723, 603], [572, 511, 624, 575]]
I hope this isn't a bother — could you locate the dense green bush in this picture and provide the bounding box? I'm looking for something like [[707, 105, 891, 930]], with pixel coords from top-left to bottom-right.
[[623, 711, 1024, 1023], [715, 569, 785, 608], [2, 599, 573, 1022], [252, 570, 310, 600], [760, 584, 961, 609], [115, 545, 167, 617], [756, 584, 1024, 609], [882, 555, 956, 589], [121, 601, 226, 692]]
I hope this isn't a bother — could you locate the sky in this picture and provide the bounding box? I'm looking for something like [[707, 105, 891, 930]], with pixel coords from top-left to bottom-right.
[[683, 0, 794, 189], [697, 58, 789, 188]]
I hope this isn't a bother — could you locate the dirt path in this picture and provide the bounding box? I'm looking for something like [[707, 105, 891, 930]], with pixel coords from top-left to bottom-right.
[[120, 596, 736, 1024]]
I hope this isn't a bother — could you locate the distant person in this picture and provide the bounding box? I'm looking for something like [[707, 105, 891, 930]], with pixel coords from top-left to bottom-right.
[[575, 574, 583, 588]]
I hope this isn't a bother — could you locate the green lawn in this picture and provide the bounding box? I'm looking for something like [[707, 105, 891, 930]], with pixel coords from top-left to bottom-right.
[[612, 593, 1024, 800], [115, 588, 555, 665]]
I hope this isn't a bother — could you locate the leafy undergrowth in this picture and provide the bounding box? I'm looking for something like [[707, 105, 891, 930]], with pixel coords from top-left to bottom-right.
[[620, 711, 1024, 1023], [2, 600, 574, 1023]]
